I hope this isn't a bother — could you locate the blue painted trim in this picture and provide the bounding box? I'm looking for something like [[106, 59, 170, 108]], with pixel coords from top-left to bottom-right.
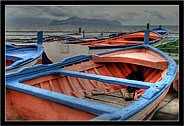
[[6, 31, 43, 71], [6, 44, 19, 50], [6, 55, 23, 61], [6, 41, 177, 121], [7, 67, 153, 89], [78, 27, 82, 34], [6, 82, 120, 115], [6, 44, 36, 51], [37, 31, 42, 45], [6, 55, 91, 81], [91, 45, 177, 121], [54, 69, 153, 89], [152, 26, 170, 38], [144, 23, 150, 45], [61, 29, 162, 49], [7, 38, 29, 42], [6, 57, 34, 71]]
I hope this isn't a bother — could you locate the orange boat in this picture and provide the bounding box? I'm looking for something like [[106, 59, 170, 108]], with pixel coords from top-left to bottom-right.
[[65, 29, 161, 48], [10, 25, 162, 63], [42, 24, 162, 62], [6, 26, 177, 121], [43, 29, 161, 46]]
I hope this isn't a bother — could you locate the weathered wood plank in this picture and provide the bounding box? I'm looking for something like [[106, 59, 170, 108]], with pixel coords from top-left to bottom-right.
[[84, 91, 134, 108], [92, 54, 168, 70], [84, 97, 125, 108], [62, 60, 102, 72], [85, 94, 133, 107]]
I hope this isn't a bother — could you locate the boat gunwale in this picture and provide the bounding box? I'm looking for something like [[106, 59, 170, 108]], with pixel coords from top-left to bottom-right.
[[5, 43, 177, 120], [6, 81, 121, 115], [61, 30, 162, 47], [5, 32, 43, 71], [91, 45, 177, 120], [152, 27, 170, 37]]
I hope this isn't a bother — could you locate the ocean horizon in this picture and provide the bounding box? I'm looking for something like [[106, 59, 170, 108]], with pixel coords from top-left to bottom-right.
[[5, 24, 179, 41]]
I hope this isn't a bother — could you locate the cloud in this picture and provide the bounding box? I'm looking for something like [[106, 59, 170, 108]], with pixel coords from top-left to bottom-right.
[[5, 5, 179, 25], [148, 10, 166, 20], [119, 12, 141, 21]]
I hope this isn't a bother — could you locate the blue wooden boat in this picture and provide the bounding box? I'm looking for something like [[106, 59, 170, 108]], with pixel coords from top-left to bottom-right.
[[152, 25, 170, 38], [6, 27, 83, 43], [6, 31, 44, 73], [65, 29, 162, 49], [6, 24, 177, 121]]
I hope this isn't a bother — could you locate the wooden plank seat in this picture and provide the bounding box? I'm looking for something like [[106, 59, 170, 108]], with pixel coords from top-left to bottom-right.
[[92, 49, 168, 70]]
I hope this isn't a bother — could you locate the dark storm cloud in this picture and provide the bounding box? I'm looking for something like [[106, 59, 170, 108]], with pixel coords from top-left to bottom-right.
[[149, 10, 166, 20], [42, 6, 75, 17], [119, 12, 141, 21], [174, 12, 178, 18], [5, 5, 179, 25], [144, 10, 148, 13]]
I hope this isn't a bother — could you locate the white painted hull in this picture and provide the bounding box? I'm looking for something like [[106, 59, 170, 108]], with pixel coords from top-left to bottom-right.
[[43, 43, 121, 63]]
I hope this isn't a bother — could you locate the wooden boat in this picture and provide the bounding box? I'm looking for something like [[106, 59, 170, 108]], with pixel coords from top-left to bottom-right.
[[7, 36, 40, 43], [172, 72, 179, 92], [9, 24, 162, 63], [6, 27, 83, 43], [152, 25, 170, 39], [9, 28, 101, 48], [40, 35, 100, 44], [6, 31, 44, 73], [6, 38, 32, 42], [6, 26, 177, 121], [41, 24, 162, 62], [25, 34, 83, 43], [41, 27, 101, 43], [8, 35, 102, 63], [66, 30, 161, 48], [23, 28, 102, 44]]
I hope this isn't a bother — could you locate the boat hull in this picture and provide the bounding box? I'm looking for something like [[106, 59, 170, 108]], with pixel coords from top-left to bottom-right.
[[6, 58, 39, 74], [6, 88, 96, 121], [6, 31, 44, 73], [128, 85, 170, 120], [42, 30, 161, 62], [5, 84, 171, 121], [172, 72, 179, 92], [5, 44, 177, 121]]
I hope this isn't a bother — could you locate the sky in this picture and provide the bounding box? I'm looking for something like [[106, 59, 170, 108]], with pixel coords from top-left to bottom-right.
[[5, 5, 179, 25]]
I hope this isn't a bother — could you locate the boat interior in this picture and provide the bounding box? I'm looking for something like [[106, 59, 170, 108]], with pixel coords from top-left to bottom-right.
[[157, 32, 167, 35], [20, 47, 168, 110]]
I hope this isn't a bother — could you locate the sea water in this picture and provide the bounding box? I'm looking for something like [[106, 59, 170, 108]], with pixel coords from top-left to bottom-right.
[[5, 25, 179, 41]]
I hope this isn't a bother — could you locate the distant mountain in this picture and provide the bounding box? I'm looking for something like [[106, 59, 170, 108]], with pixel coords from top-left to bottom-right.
[[49, 17, 122, 26]]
